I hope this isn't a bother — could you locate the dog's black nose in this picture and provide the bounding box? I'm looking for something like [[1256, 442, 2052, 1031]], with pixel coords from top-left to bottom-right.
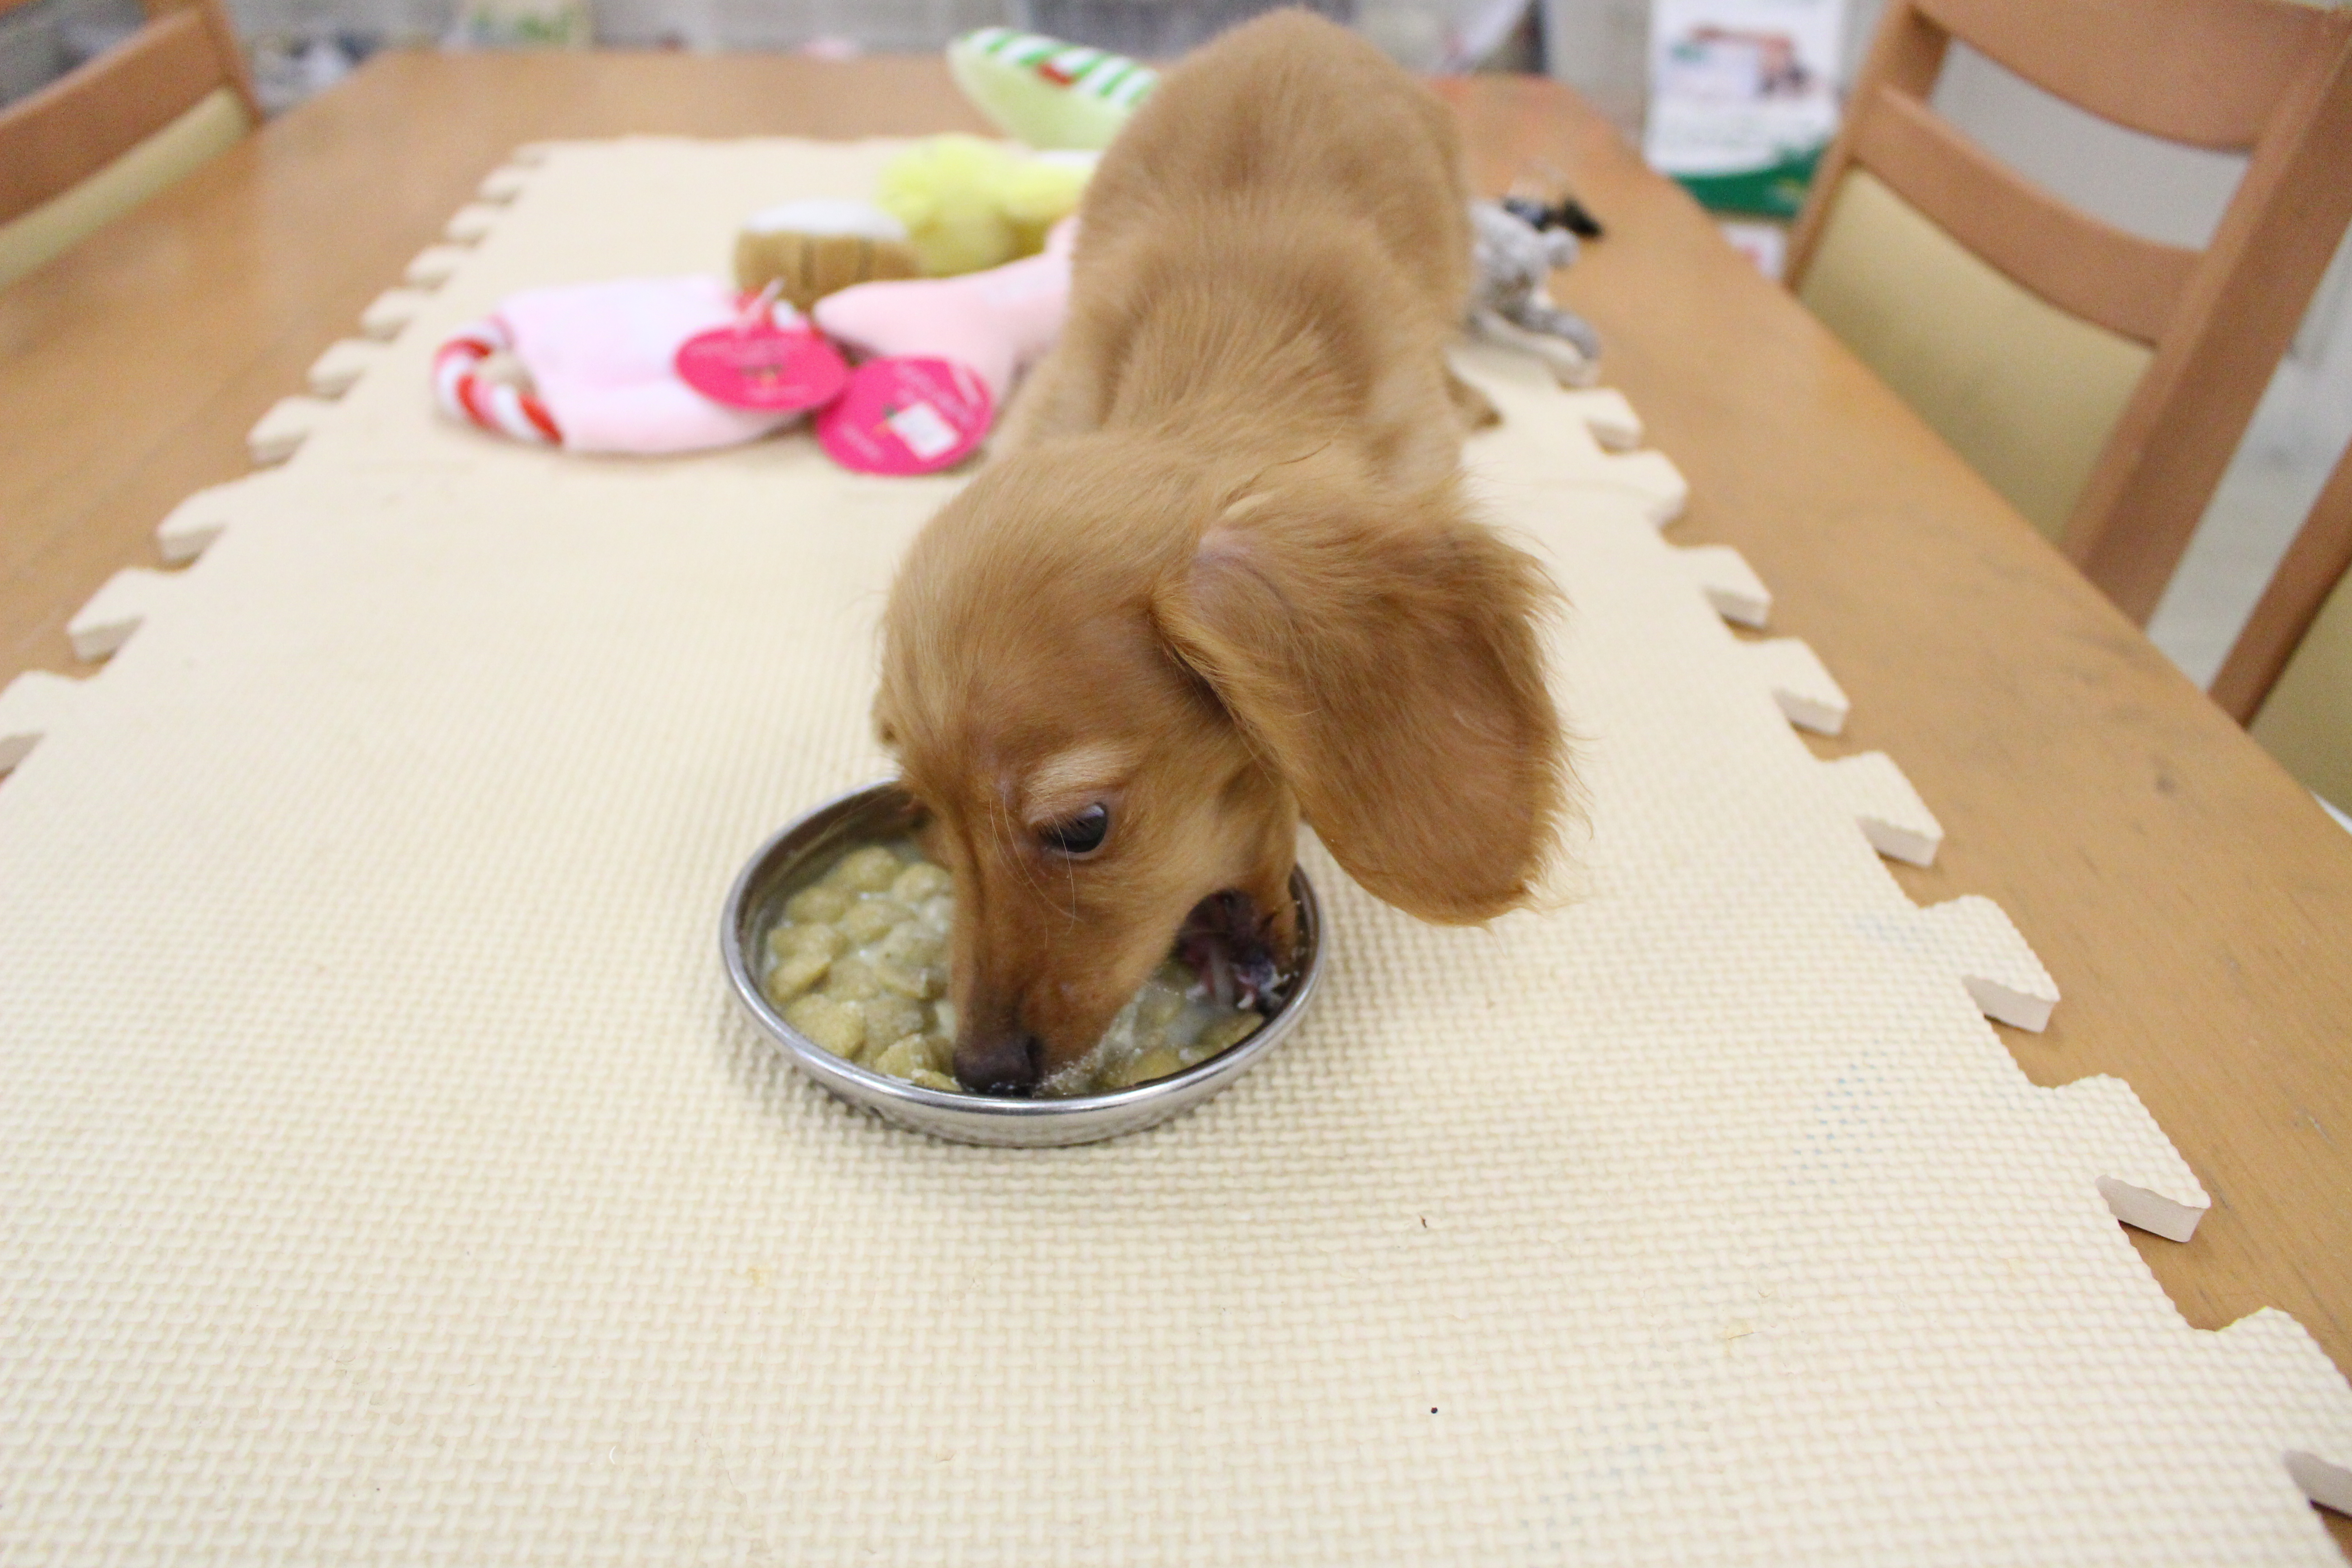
[[956, 1030, 1044, 1098]]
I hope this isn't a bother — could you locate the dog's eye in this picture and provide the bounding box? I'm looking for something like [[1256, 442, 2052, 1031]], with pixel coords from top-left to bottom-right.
[[1039, 804, 1110, 857]]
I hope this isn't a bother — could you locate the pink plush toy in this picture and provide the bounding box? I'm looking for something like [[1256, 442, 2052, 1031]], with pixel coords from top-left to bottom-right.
[[434, 276, 818, 455], [811, 218, 1075, 404]]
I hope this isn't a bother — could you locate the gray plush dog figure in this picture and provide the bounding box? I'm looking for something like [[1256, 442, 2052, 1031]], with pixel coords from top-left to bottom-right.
[[1467, 201, 1602, 386]]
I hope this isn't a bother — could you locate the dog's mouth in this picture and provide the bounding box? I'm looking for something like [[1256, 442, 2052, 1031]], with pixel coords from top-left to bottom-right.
[[1176, 890, 1288, 1012]]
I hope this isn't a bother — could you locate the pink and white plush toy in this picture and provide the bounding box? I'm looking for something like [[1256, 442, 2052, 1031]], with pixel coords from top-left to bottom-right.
[[435, 276, 818, 455], [810, 217, 1075, 405]]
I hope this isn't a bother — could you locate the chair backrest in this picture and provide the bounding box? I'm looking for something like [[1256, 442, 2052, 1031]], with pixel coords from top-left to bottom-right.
[[1785, 0, 2352, 625], [2210, 439, 2352, 809], [0, 0, 259, 280]]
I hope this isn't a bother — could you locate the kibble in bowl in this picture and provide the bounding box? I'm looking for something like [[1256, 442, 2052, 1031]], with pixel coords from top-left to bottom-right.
[[720, 782, 1324, 1147]]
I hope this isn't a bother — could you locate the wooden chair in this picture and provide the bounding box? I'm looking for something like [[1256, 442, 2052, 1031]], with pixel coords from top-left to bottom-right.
[[1784, 0, 2352, 625], [0, 0, 260, 289], [2210, 440, 2352, 811]]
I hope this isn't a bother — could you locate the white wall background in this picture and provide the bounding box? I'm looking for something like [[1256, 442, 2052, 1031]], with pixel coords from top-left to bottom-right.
[[0, 0, 139, 107], [196, 0, 1527, 58]]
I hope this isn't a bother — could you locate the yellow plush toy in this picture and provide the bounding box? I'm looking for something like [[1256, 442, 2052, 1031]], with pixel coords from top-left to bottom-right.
[[876, 135, 1094, 276]]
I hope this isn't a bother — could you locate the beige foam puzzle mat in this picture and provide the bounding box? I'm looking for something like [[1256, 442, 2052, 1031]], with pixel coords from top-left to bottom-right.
[[5, 138, 2351, 1563]]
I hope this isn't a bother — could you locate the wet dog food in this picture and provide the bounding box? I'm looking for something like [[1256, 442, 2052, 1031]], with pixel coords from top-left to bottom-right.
[[762, 839, 1267, 1096]]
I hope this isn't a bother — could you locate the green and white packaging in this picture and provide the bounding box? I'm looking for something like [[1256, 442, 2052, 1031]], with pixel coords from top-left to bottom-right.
[[1643, 0, 1848, 217]]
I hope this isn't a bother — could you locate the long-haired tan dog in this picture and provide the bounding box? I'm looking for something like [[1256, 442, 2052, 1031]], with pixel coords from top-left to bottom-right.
[[877, 10, 1569, 1094]]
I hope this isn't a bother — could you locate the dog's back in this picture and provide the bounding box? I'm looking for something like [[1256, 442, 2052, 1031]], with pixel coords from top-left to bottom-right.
[[1076, 11, 1472, 322], [1000, 11, 1478, 476]]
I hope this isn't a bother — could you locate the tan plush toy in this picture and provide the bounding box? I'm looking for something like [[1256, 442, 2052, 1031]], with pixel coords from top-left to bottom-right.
[[733, 199, 924, 312]]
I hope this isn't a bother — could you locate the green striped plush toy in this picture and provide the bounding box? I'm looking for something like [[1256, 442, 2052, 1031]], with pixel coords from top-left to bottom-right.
[[946, 28, 1158, 151]]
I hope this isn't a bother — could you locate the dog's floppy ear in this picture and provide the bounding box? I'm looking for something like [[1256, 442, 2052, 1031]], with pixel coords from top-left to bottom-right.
[[1156, 479, 1568, 923]]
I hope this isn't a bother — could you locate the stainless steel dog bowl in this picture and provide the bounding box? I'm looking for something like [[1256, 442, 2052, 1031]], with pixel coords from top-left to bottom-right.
[[721, 781, 1325, 1147]]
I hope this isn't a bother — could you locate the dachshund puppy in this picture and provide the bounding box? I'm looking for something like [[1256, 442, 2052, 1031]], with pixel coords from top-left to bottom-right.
[[876, 10, 1569, 1095]]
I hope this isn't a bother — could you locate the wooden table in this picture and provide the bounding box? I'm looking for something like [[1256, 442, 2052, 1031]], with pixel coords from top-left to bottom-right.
[[5, 52, 2349, 1548]]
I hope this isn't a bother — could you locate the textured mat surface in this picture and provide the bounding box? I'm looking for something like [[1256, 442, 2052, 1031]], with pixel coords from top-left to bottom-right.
[[5, 139, 2351, 1564]]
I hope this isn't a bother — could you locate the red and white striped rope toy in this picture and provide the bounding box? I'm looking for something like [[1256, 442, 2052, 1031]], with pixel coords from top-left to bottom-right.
[[432, 318, 563, 446]]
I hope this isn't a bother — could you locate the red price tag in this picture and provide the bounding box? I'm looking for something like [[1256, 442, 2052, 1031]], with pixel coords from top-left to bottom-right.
[[674, 323, 849, 412], [815, 357, 993, 476]]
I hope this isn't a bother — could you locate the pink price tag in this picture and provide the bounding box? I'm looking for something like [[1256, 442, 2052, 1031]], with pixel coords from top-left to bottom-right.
[[674, 323, 849, 412], [816, 357, 993, 476]]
